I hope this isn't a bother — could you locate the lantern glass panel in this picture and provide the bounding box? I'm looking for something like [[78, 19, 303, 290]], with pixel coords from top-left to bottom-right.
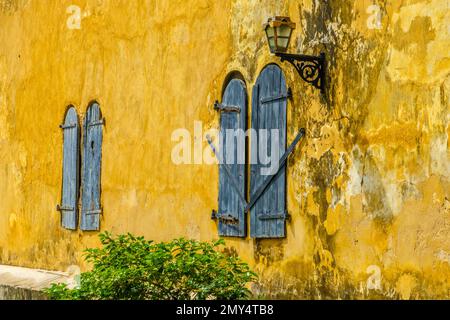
[[265, 26, 276, 52], [269, 37, 276, 51], [277, 25, 292, 38], [276, 25, 292, 51]]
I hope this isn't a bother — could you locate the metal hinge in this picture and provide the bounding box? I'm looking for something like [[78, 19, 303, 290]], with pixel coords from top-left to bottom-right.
[[257, 210, 291, 221], [56, 205, 75, 212], [59, 123, 77, 129], [211, 210, 239, 225], [87, 118, 105, 127], [261, 88, 292, 104], [84, 208, 102, 216], [214, 101, 241, 113]]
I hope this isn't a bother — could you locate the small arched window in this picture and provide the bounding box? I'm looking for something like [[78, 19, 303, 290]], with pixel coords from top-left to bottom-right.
[[215, 77, 248, 237], [81, 102, 104, 231], [58, 106, 80, 230]]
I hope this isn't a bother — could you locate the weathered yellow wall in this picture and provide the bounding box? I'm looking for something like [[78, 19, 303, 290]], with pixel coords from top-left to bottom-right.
[[0, 0, 449, 299]]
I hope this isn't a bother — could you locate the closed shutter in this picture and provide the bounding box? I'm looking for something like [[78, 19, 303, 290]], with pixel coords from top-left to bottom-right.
[[81, 102, 104, 231], [216, 79, 247, 237], [58, 107, 80, 230], [250, 65, 288, 238]]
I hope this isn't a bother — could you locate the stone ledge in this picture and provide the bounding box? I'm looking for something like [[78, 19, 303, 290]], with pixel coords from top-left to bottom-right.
[[0, 264, 70, 300]]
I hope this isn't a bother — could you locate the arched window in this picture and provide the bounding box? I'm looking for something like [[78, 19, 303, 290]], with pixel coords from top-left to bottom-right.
[[215, 77, 247, 237], [250, 64, 288, 238], [58, 106, 80, 230], [81, 102, 104, 231]]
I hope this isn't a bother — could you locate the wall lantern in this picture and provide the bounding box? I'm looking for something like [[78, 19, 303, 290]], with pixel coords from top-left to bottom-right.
[[264, 16, 325, 93]]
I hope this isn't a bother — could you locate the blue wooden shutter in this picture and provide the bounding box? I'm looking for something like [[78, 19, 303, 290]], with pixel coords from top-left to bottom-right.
[[59, 107, 80, 230], [250, 65, 287, 238], [81, 102, 103, 231], [217, 79, 247, 237]]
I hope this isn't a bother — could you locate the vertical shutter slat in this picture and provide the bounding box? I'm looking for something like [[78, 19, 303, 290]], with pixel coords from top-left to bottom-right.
[[61, 107, 79, 230], [81, 103, 103, 231], [250, 65, 287, 238], [217, 79, 247, 237]]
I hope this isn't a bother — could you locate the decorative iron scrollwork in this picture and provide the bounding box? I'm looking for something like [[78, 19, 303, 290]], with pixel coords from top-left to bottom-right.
[[276, 52, 325, 93]]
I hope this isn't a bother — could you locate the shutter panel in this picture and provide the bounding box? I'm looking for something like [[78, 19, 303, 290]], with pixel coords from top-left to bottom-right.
[[250, 65, 287, 238], [81, 103, 103, 231], [59, 107, 80, 230], [217, 79, 247, 237]]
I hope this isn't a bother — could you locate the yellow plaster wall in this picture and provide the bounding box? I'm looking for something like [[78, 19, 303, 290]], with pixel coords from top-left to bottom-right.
[[0, 0, 449, 299]]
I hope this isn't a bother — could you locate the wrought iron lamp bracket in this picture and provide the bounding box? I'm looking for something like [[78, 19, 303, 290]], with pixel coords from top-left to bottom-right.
[[276, 52, 325, 94]]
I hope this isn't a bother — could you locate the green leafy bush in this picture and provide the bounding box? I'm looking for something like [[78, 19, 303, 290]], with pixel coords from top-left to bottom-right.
[[45, 232, 257, 300]]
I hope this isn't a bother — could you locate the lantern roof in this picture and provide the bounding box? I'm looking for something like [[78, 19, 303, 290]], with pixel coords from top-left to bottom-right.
[[263, 16, 296, 30]]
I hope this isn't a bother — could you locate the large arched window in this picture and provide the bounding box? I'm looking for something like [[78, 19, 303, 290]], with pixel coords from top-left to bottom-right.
[[250, 64, 288, 238]]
